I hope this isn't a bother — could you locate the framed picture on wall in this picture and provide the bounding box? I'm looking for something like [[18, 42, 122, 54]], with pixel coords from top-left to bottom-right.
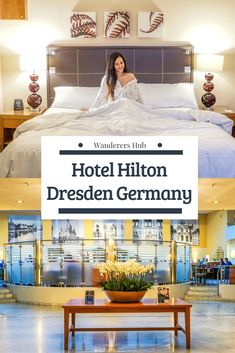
[[171, 220, 200, 245], [52, 220, 84, 240], [138, 12, 164, 38], [104, 11, 130, 38], [8, 215, 42, 243], [133, 220, 163, 242], [93, 220, 124, 240], [70, 12, 96, 38]]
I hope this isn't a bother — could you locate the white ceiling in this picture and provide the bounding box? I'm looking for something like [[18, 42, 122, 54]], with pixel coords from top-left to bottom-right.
[[0, 179, 41, 211], [198, 178, 235, 212]]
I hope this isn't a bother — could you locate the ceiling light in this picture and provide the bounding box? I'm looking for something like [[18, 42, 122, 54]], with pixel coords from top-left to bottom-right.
[[16, 200, 24, 204]]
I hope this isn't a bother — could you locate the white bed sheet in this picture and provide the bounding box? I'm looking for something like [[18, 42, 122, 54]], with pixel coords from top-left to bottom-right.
[[0, 98, 234, 178]]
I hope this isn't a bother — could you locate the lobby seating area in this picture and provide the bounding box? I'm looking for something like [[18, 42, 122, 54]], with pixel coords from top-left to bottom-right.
[[192, 263, 234, 285]]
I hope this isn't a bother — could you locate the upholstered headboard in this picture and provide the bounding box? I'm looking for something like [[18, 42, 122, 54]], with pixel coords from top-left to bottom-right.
[[47, 44, 194, 107]]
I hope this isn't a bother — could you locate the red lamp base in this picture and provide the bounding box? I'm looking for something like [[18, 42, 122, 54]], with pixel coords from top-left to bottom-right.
[[201, 72, 216, 110], [27, 72, 42, 111]]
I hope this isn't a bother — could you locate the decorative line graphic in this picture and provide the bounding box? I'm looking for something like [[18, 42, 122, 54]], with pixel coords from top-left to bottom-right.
[[59, 208, 182, 214], [59, 150, 183, 155]]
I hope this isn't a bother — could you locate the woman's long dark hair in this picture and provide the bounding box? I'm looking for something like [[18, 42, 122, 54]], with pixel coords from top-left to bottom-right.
[[105, 52, 128, 100]]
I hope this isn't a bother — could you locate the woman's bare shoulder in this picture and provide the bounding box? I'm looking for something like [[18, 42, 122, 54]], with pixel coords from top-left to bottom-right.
[[126, 72, 136, 80]]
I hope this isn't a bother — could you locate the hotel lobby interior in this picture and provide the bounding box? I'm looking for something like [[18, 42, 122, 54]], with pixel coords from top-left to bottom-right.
[[0, 178, 235, 353]]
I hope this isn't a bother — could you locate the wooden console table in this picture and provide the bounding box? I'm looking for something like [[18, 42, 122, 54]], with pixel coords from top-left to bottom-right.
[[62, 298, 192, 350]]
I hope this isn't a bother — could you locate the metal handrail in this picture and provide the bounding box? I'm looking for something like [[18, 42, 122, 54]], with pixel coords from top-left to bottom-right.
[[3, 239, 191, 287]]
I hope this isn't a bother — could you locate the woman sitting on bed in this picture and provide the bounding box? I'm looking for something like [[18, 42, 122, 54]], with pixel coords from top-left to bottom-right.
[[91, 52, 143, 108]]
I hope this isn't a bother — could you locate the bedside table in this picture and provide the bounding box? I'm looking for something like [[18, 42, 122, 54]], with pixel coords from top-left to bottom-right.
[[0, 109, 44, 151], [213, 106, 235, 137]]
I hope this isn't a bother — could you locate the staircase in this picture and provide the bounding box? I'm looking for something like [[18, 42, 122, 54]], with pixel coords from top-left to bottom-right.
[[185, 285, 221, 301], [0, 287, 17, 303]]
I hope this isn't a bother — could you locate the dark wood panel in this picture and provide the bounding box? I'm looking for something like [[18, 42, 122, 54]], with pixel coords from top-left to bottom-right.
[[135, 74, 163, 83], [163, 73, 192, 83], [78, 49, 106, 73], [47, 45, 193, 107], [48, 48, 77, 74], [78, 74, 104, 87], [164, 47, 192, 73], [135, 48, 162, 73]]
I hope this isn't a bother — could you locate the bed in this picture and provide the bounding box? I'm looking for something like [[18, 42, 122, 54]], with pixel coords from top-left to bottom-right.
[[0, 44, 235, 178]]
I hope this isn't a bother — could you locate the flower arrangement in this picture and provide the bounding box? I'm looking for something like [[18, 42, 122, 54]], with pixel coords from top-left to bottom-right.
[[96, 259, 154, 292]]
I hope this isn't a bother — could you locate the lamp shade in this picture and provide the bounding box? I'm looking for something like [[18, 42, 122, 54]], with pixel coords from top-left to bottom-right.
[[19, 54, 46, 72], [197, 54, 224, 72]]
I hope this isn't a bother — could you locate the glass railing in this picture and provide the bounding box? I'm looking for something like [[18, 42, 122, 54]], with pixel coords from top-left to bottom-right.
[[176, 242, 191, 283], [41, 239, 107, 286], [4, 239, 191, 286], [5, 242, 35, 285]]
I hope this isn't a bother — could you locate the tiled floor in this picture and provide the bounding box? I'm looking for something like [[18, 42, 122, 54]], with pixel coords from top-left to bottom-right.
[[0, 301, 235, 353]]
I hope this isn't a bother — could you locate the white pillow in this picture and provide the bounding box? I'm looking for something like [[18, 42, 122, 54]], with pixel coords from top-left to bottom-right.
[[139, 83, 198, 109], [51, 86, 99, 109]]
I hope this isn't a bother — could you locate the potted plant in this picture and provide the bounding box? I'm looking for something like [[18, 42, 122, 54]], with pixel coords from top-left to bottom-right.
[[96, 259, 154, 302]]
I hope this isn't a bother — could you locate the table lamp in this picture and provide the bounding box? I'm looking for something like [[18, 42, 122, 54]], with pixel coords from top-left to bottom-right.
[[197, 54, 224, 110]]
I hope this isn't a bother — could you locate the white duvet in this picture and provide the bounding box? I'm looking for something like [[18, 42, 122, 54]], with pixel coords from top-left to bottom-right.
[[0, 98, 234, 178]]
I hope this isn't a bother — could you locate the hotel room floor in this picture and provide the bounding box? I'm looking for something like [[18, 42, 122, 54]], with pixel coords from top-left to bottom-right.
[[0, 301, 234, 353]]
